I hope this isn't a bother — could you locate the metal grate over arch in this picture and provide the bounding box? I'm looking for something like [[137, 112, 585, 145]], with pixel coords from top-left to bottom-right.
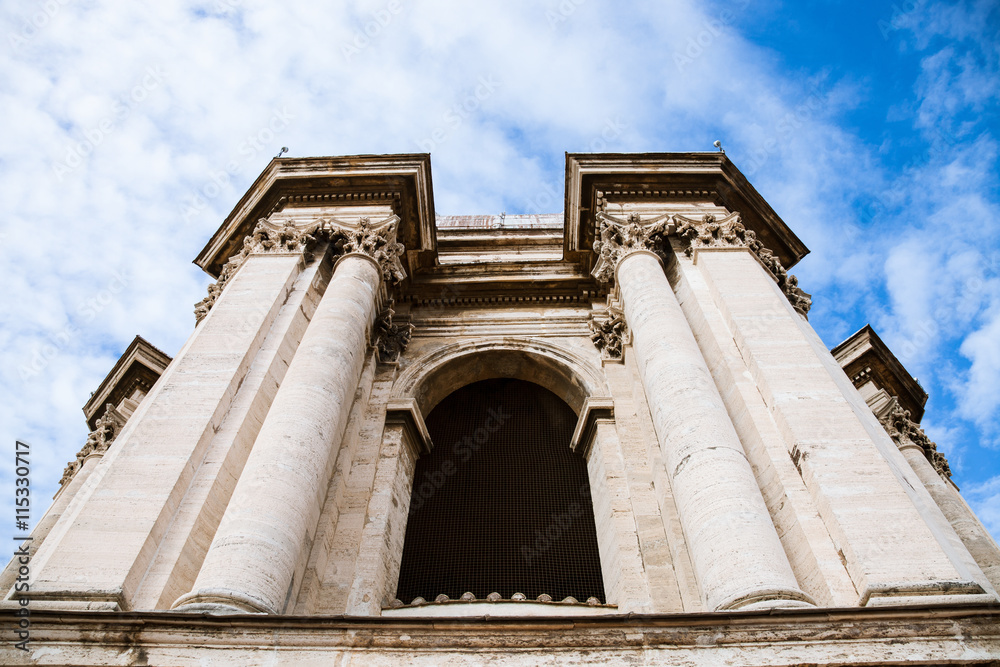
[[395, 378, 605, 604]]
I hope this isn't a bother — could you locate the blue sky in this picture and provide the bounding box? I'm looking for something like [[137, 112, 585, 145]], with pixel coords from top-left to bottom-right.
[[1, 0, 998, 546]]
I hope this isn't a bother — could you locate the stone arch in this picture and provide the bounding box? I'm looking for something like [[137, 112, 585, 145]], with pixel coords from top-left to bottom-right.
[[392, 337, 611, 419]]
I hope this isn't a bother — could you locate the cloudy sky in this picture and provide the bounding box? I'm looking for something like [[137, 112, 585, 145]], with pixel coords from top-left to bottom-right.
[[1, 0, 998, 547]]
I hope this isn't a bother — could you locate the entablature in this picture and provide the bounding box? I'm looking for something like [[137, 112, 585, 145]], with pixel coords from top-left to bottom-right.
[[563, 152, 809, 273], [194, 154, 437, 279]]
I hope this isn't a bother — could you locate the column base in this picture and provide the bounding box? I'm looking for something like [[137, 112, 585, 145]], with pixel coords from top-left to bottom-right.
[[716, 588, 816, 612], [171, 588, 272, 615]]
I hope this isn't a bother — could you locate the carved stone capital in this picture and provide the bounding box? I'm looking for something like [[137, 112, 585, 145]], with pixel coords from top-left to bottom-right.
[[318, 215, 407, 286], [879, 403, 952, 478], [589, 308, 629, 361], [59, 404, 127, 487], [591, 212, 673, 283], [593, 211, 812, 317], [673, 212, 748, 253], [194, 218, 317, 323], [372, 300, 414, 363]]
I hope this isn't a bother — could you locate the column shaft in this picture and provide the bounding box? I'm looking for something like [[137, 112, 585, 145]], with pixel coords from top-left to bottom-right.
[[174, 254, 382, 614], [898, 444, 1000, 595], [617, 251, 811, 611]]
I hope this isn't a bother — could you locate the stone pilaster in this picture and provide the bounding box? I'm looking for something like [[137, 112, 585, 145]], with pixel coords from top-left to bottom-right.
[[592, 212, 813, 611], [174, 215, 406, 614]]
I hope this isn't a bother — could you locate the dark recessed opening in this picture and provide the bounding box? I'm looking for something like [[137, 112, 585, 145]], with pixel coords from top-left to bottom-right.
[[396, 377, 605, 603]]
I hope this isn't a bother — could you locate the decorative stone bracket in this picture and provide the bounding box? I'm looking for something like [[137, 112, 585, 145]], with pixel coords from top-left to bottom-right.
[[589, 308, 629, 362], [373, 300, 414, 363], [195, 215, 407, 323], [58, 404, 127, 488], [879, 403, 952, 478], [591, 210, 812, 316]]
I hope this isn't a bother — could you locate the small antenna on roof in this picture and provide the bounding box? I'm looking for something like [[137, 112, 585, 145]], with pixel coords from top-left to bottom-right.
[[713, 140, 725, 153], [276, 147, 289, 158]]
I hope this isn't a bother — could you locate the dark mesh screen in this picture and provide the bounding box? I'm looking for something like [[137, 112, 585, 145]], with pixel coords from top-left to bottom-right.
[[396, 378, 605, 603]]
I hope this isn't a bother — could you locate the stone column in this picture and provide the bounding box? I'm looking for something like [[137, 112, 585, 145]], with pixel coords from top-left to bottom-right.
[[883, 408, 1000, 594], [174, 216, 407, 614], [591, 212, 812, 611]]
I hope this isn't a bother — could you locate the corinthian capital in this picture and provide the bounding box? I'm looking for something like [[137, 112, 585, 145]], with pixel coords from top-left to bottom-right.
[[195, 218, 317, 323], [879, 403, 952, 478], [593, 211, 812, 317], [318, 215, 407, 285], [591, 212, 673, 283], [673, 212, 747, 254], [59, 404, 127, 488], [589, 307, 629, 361]]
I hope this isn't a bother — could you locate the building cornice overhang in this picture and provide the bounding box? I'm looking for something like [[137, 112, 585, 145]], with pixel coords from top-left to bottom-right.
[[194, 154, 437, 278], [82, 335, 172, 430], [564, 152, 809, 270], [832, 324, 928, 422]]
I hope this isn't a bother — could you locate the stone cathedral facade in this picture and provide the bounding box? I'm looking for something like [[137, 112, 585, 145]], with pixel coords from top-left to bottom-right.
[[3, 153, 1000, 665]]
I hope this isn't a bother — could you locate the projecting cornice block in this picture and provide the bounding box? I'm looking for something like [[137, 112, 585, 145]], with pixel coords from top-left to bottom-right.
[[194, 154, 437, 278], [563, 152, 809, 270]]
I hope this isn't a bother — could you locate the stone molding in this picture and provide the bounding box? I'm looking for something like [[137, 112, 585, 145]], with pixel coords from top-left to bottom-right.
[[589, 308, 628, 362], [879, 403, 952, 478], [58, 404, 127, 487], [194, 215, 407, 323], [591, 210, 812, 316]]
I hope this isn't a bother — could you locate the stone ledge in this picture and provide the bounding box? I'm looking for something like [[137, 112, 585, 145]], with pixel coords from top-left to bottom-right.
[[3, 604, 998, 665]]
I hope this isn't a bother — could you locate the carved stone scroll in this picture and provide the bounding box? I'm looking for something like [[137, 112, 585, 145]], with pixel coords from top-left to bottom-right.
[[589, 308, 628, 361], [373, 300, 414, 363]]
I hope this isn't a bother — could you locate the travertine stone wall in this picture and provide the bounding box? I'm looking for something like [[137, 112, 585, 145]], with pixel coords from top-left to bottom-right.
[[25, 253, 305, 610], [694, 247, 989, 605], [584, 419, 653, 612], [345, 407, 423, 615], [602, 362, 690, 612]]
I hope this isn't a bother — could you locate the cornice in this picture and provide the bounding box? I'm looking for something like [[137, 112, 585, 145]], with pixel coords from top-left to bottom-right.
[[832, 324, 928, 422], [193, 154, 436, 278], [82, 335, 171, 429], [564, 152, 809, 271]]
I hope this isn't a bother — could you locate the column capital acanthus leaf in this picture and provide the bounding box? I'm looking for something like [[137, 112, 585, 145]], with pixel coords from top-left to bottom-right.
[[194, 217, 318, 323], [879, 402, 952, 478], [592, 211, 812, 317], [591, 212, 674, 283], [316, 214, 407, 286], [59, 404, 127, 488], [194, 214, 408, 324], [373, 299, 414, 363]]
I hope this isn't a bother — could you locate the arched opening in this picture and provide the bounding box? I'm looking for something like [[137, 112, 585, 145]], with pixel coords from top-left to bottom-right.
[[396, 378, 606, 603]]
